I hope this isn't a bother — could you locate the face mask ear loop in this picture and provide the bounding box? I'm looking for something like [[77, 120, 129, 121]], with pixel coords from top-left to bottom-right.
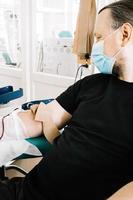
[[104, 27, 121, 42], [103, 27, 123, 59], [112, 46, 123, 59], [103, 27, 122, 55]]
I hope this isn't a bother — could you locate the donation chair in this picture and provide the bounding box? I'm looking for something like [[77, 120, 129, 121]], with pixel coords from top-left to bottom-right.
[[0, 85, 53, 180]]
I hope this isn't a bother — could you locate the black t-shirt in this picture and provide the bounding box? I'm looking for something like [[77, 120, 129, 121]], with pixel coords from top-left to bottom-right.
[[23, 73, 133, 200]]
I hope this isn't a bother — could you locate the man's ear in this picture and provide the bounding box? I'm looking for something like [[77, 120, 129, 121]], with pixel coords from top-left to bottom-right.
[[121, 23, 133, 47]]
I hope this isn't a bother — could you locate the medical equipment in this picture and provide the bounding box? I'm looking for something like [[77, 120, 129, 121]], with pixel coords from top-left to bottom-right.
[[0, 86, 23, 105], [74, 53, 90, 83]]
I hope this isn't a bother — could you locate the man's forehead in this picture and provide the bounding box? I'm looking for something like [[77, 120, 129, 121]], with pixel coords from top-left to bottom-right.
[[94, 9, 112, 35]]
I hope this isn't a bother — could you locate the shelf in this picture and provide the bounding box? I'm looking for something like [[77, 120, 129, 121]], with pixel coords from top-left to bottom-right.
[[32, 72, 75, 87], [0, 65, 22, 78], [0, 0, 79, 101]]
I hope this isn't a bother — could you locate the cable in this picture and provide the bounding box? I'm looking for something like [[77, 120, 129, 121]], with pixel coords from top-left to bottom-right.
[[0, 108, 19, 140], [74, 64, 89, 83], [74, 53, 90, 83], [74, 65, 82, 83], [80, 66, 83, 80]]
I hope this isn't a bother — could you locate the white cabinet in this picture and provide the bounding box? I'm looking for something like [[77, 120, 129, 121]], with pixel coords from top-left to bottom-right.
[[0, 0, 25, 105], [0, 0, 93, 103], [31, 0, 81, 100]]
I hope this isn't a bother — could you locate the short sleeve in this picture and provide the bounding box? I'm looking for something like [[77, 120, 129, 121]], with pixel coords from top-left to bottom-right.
[[55, 73, 105, 115], [56, 79, 82, 115]]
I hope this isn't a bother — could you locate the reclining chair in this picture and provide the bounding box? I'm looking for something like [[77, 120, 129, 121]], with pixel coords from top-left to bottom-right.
[[0, 85, 53, 180]]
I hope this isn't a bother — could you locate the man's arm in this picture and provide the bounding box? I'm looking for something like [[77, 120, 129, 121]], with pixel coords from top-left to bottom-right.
[[31, 100, 72, 143], [107, 182, 133, 200]]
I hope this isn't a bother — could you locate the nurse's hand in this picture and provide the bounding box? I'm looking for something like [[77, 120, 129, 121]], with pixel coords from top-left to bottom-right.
[[33, 100, 72, 143], [30, 104, 39, 116]]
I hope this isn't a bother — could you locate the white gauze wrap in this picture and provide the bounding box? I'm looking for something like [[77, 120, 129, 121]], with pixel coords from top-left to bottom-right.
[[1, 108, 29, 141], [0, 108, 42, 166]]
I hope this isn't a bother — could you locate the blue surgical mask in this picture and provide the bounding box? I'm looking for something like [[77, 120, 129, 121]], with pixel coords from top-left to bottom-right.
[[91, 41, 116, 74], [91, 30, 122, 74]]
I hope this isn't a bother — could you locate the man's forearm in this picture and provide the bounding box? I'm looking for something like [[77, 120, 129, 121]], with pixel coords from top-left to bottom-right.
[[34, 102, 61, 143]]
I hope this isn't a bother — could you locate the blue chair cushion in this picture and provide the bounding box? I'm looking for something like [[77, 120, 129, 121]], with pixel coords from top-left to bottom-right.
[[17, 136, 52, 159], [17, 99, 54, 159], [22, 99, 54, 110]]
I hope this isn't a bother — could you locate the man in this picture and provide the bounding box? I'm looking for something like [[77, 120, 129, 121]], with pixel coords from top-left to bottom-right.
[[1, 0, 133, 199]]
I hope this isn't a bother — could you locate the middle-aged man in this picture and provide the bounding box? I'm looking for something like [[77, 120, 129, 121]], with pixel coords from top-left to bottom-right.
[[0, 0, 133, 199]]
